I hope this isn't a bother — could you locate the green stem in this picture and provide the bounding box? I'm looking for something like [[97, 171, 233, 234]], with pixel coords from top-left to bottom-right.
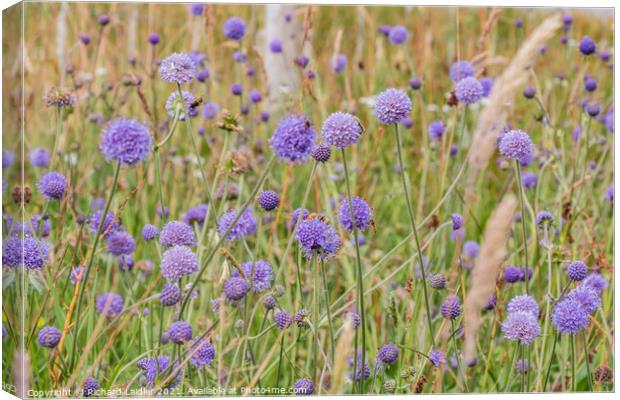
[[313, 254, 320, 384], [543, 332, 559, 391], [451, 320, 469, 392], [582, 331, 592, 391], [50, 108, 63, 169], [515, 161, 529, 295], [276, 336, 285, 389], [393, 123, 435, 347], [320, 258, 335, 364], [571, 335, 576, 391]]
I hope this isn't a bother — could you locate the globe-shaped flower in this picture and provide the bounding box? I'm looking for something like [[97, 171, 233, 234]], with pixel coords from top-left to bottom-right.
[[159, 52, 197, 84], [189, 4, 204, 16], [160, 283, 182, 306], [189, 338, 216, 368], [203, 102, 220, 120], [535, 211, 554, 228], [88, 210, 120, 239], [137, 356, 180, 388], [428, 120, 445, 140], [232, 260, 274, 293], [584, 77, 597, 92], [100, 118, 152, 165], [498, 129, 533, 163], [506, 295, 539, 316], [83, 377, 99, 397], [479, 77, 494, 97], [429, 273, 447, 289], [449, 60, 475, 82], [217, 208, 257, 241], [441, 295, 462, 320], [148, 32, 160, 45], [501, 311, 541, 344], [455, 77, 484, 104], [290, 208, 310, 229], [29, 148, 51, 168], [388, 25, 409, 44], [270, 114, 316, 163], [567, 260, 588, 281], [579, 36, 596, 56], [168, 321, 192, 344], [106, 231, 136, 256], [293, 378, 314, 395], [312, 143, 331, 163], [330, 54, 346, 73], [96, 292, 124, 317], [223, 276, 249, 301], [568, 285, 600, 314], [37, 326, 61, 348], [296, 218, 341, 259], [321, 112, 364, 149], [263, 295, 277, 310], [160, 221, 196, 247], [142, 224, 159, 241], [2, 236, 22, 268], [274, 310, 292, 330], [165, 90, 198, 121], [223, 17, 246, 40], [348, 348, 371, 381], [552, 298, 589, 334], [451, 213, 464, 231], [463, 241, 479, 259], [409, 77, 422, 90], [377, 343, 399, 365], [374, 88, 412, 125], [183, 204, 209, 226], [339, 196, 373, 232], [503, 266, 521, 283], [582, 273, 608, 294], [258, 190, 280, 211], [521, 172, 537, 189], [2, 150, 14, 169], [161, 245, 199, 280], [22, 237, 50, 270], [485, 294, 497, 311], [269, 38, 283, 53], [428, 349, 446, 367], [38, 171, 67, 200]]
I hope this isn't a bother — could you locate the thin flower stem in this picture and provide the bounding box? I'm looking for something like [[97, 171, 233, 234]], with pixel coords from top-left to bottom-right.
[[320, 258, 335, 364], [571, 334, 576, 391], [543, 331, 559, 391], [70, 160, 121, 369], [275, 335, 285, 389], [50, 108, 63, 169], [340, 148, 366, 394], [515, 161, 529, 295], [582, 331, 593, 391], [313, 254, 320, 384], [393, 123, 435, 347]]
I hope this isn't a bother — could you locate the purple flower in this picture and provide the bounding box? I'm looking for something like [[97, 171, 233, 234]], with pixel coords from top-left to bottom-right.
[[183, 204, 209, 226], [197, 67, 210, 82], [374, 88, 412, 125], [562, 14, 573, 29], [517, 359, 530, 374], [230, 83, 243, 96], [605, 183, 614, 202], [535, 211, 554, 228], [232, 260, 274, 293], [290, 208, 310, 229], [38, 171, 67, 200], [217, 208, 257, 241], [293, 378, 314, 395], [428, 120, 446, 141], [249, 89, 262, 103], [2, 150, 14, 168], [579, 36, 596, 56], [100, 118, 152, 165], [97, 13, 110, 26], [224, 276, 249, 301], [377, 343, 399, 365], [567, 260, 588, 281], [169, 321, 192, 344], [160, 283, 182, 306], [586, 102, 600, 117], [409, 77, 422, 90], [401, 117, 413, 129], [312, 143, 331, 162], [552, 298, 589, 334], [79, 34, 91, 45], [339, 196, 373, 232], [348, 348, 371, 381], [189, 338, 216, 368], [515, 18, 524, 28], [428, 349, 446, 367], [449, 60, 475, 82], [37, 326, 61, 348], [88, 210, 120, 239], [148, 32, 160, 45], [499, 129, 533, 163], [83, 377, 99, 397], [521, 172, 537, 189], [429, 273, 447, 289], [294, 55, 309, 68], [451, 213, 464, 231], [96, 292, 124, 317], [599, 50, 610, 62], [506, 295, 539, 316], [160, 221, 196, 247], [260, 111, 270, 122], [274, 310, 292, 330], [568, 285, 600, 314], [29, 147, 51, 168], [463, 240, 479, 259], [165, 90, 198, 121], [441, 295, 461, 320], [106, 231, 136, 256], [322, 112, 363, 149], [523, 85, 536, 99], [584, 77, 597, 92], [202, 102, 220, 120], [388, 25, 408, 44], [137, 356, 180, 388], [479, 77, 493, 97], [378, 25, 391, 37], [223, 17, 246, 41], [233, 51, 247, 63], [189, 3, 204, 16], [258, 190, 280, 211], [270, 114, 316, 163], [296, 218, 341, 259], [13, 237, 49, 270], [485, 294, 497, 311], [330, 54, 347, 73], [269, 38, 283, 53], [161, 246, 199, 280], [455, 77, 484, 104], [504, 266, 521, 283], [502, 311, 540, 344], [159, 52, 197, 84]]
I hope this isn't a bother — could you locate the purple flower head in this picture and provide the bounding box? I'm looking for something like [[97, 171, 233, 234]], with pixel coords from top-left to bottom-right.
[[584, 77, 597, 92], [330, 54, 347, 73], [96, 292, 124, 317], [579, 36, 596, 56], [552, 298, 589, 334], [519, 267, 533, 282], [502, 311, 541, 344], [401, 117, 413, 129], [348, 348, 371, 381], [137, 356, 180, 388], [190, 338, 216, 368], [169, 321, 192, 344], [38, 171, 67, 200], [246, 66, 255, 76], [233, 51, 247, 63], [374, 88, 412, 125], [463, 240, 479, 259], [37, 326, 61, 348], [284, 12, 293, 22], [230, 83, 243, 96], [189, 4, 204, 16], [499, 129, 533, 163], [270, 114, 316, 163], [429, 273, 447, 289], [80, 34, 91, 45], [567, 260, 588, 281], [260, 111, 270, 122], [455, 77, 484, 104], [517, 359, 530, 374], [377, 343, 399, 365], [339, 196, 373, 232], [293, 378, 314, 395], [295, 55, 310, 68], [217, 208, 257, 241], [515, 18, 524, 28], [160, 221, 196, 247], [451, 213, 464, 231], [29, 148, 51, 168], [202, 102, 220, 120], [258, 190, 280, 211], [586, 102, 600, 117], [106, 231, 136, 256], [312, 143, 331, 162], [599, 50, 610, 62], [14, 237, 49, 270], [88, 210, 120, 239], [160, 283, 182, 306], [183, 204, 208, 226], [196, 67, 210, 82], [535, 211, 554, 228], [161, 245, 199, 280], [223, 17, 246, 41], [582, 273, 608, 294], [100, 118, 152, 165], [428, 349, 446, 367], [97, 13, 110, 26], [521, 172, 537, 189], [388, 25, 409, 44], [224, 276, 249, 301], [263, 295, 277, 309], [568, 285, 600, 314], [148, 32, 160, 45], [441, 295, 462, 320], [296, 218, 341, 260], [269, 38, 283, 53], [274, 310, 292, 330], [322, 112, 363, 149], [504, 266, 521, 283], [83, 377, 99, 397], [232, 260, 274, 293], [449, 60, 475, 82], [165, 90, 198, 121], [523, 86, 536, 99], [479, 77, 493, 97], [409, 76, 422, 90], [506, 294, 539, 316], [428, 120, 446, 140], [604, 107, 614, 134], [290, 208, 310, 229], [485, 294, 497, 311], [2, 150, 14, 169], [562, 14, 573, 29], [159, 52, 197, 84], [249, 89, 262, 103]]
